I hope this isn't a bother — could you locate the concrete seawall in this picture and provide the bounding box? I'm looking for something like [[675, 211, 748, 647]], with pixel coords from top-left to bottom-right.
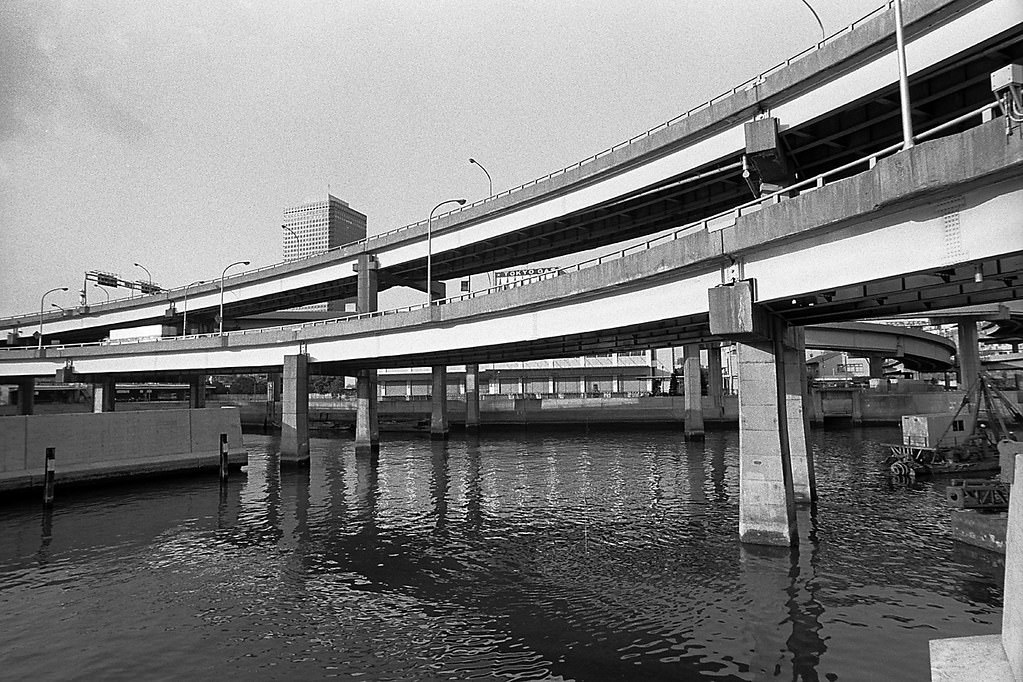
[[0, 408, 246, 492]]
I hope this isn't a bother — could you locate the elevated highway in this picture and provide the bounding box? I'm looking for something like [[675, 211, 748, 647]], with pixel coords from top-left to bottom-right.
[[3, 0, 1021, 345], [0, 118, 1017, 380]]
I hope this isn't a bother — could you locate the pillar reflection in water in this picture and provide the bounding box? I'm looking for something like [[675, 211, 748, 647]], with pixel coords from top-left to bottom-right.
[[430, 441, 449, 533], [739, 505, 827, 679], [464, 438, 484, 532]]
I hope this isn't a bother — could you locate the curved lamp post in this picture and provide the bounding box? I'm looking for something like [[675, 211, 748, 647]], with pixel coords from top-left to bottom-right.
[[38, 287, 68, 350], [219, 261, 250, 335], [281, 224, 300, 260], [798, 0, 825, 42], [93, 284, 111, 302], [133, 262, 152, 296], [182, 279, 207, 336], [426, 199, 466, 305], [469, 158, 493, 197]]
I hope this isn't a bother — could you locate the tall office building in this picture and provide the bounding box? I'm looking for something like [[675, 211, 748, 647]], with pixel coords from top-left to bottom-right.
[[283, 194, 367, 311]]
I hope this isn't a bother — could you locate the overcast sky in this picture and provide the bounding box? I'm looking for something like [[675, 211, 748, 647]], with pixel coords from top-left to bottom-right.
[[0, 0, 885, 316]]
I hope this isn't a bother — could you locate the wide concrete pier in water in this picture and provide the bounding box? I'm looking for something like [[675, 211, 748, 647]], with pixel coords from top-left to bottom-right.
[[0, 408, 246, 492]]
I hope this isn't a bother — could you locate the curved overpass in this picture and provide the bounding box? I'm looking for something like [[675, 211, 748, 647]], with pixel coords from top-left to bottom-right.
[[3, 0, 1021, 345], [0, 121, 1018, 381], [804, 322, 954, 371]]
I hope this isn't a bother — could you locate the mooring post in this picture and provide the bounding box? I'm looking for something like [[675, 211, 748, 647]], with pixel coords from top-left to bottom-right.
[[43, 447, 55, 506], [219, 433, 229, 482]]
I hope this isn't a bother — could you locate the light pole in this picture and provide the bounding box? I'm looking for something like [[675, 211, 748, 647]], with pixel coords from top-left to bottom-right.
[[38, 287, 68, 350], [798, 0, 826, 42], [134, 262, 152, 296], [281, 224, 300, 260], [893, 0, 914, 150], [51, 303, 65, 312], [219, 261, 250, 335], [94, 284, 111, 302], [426, 199, 467, 305], [182, 279, 207, 336], [469, 158, 493, 197]]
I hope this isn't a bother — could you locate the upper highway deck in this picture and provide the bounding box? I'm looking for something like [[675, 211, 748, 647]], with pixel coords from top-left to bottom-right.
[[3, 0, 1022, 344]]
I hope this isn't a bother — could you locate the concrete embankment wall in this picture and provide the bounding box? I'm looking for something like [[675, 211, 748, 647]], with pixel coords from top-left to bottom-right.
[[214, 395, 740, 428], [0, 408, 245, 491]]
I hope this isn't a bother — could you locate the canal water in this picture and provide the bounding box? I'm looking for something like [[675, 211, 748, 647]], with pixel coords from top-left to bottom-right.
[[0, 426, 1005, 680]]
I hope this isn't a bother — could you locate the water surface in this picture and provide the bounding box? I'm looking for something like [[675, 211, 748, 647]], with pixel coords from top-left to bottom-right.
[[0, 426, 1003, 680]]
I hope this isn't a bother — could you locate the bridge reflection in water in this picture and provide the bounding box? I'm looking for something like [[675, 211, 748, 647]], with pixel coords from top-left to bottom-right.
[[0, 427, 1003, 680]]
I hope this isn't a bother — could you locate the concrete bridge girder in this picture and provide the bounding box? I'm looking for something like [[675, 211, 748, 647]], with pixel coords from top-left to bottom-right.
[[3, 0, 1020, 345]]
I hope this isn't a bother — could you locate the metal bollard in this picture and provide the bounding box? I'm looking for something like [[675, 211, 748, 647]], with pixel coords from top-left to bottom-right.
[[219, 433, 229, 482], [43, 447, 56, 506]]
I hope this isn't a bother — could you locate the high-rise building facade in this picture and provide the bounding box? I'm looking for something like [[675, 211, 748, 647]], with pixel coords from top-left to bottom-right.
[[283, 194, 367, 311]]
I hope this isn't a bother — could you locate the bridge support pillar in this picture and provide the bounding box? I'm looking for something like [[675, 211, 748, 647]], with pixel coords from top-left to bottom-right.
[[465, 363, 480, 434], [957, 318, 981, 391], [868, 357, 885, 379], [355, 254, 380, 454], [281, 354, 309, 466], [188, 376, 206, 408], [683, 344, 704, 440], [709, 280, 797, 546], [786, 328, 815, 504], [431, 366, 449, 440], [707, 343, 724, 418], [92, 376, 116, 413], [16, 378, 35, 415], [355, 369, 379, 455]]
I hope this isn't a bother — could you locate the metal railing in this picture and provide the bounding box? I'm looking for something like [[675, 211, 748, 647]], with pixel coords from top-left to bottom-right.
[[0, 99, 1000, 356]]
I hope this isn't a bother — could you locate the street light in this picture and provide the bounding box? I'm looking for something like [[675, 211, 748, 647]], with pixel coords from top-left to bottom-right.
[[426, 199, 467, 305], [50, 303, 66, 312], [281, 224, 300, 261], [182, 279, 207, 336], [38, 287, 68, 350], [219, 261, 250, 335], [469, 158, 493, 197], [893, 0, 914, 150], [798, 0, 826, 42], [134, 262, 152, 296], [93, 284, 111, 302]]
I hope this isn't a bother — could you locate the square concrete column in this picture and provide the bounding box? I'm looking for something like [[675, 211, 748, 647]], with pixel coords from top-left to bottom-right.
[[957, 319, 980, 391], [785, 328, 815, 504], [281, 354, 309, 466], [16, 378, 35, 415], [355, 254, 380, 452], [92, 376, 116, 413], [188, 376, 206, 408], [465, 363, 481, 433], [356, 253, 379, 313], [431, 365, 449, 440], [355, 369, 379, 455], [683, 344, 704, 439], [736, 330, 798, 546]]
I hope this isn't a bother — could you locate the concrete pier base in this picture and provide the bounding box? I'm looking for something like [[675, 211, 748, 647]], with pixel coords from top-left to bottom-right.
[[355, 369, 378, 455], [683, 344, 704, 440], [281, 354, 309, 466], [430, 365, 448, 440], [736, 330, 797, 546]]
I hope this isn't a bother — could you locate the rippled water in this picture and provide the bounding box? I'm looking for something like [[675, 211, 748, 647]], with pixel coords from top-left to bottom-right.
[[0, 426, 1004, 680]]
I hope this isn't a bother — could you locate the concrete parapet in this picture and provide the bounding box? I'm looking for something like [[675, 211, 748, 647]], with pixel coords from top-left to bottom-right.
[[0, 407, 245, 491]]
